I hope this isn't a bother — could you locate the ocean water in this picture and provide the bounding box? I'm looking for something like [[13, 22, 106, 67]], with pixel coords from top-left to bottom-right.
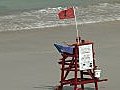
[[0, 0, 120, 31]]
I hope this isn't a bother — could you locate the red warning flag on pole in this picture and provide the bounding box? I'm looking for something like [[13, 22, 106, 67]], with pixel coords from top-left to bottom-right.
[[58, 7, 75, 19]]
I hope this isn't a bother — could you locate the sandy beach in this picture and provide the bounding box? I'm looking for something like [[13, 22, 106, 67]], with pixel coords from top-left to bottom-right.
[[0, 21, 120, 90]]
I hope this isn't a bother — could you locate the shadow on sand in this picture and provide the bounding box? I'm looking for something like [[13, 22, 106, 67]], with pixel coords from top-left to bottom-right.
[[62, 86, 94, 90], [33, 85, 94, 90]]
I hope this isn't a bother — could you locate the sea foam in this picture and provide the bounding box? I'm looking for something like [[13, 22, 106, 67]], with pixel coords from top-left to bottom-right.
[[0, 3, 120, 32]]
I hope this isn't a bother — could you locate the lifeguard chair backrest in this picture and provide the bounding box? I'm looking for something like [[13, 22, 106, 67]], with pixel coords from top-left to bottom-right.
[[54, 43, 74, 54]]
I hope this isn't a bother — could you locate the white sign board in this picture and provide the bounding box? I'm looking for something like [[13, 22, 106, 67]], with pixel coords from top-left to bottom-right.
[[79, 44, 93, 70]]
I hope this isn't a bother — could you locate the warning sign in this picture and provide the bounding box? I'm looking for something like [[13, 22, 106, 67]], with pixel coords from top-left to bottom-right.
[[79, 44, 93, 70]]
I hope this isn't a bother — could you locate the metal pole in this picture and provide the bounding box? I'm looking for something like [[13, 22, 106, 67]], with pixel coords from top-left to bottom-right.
[[73, 6, 79, 44]]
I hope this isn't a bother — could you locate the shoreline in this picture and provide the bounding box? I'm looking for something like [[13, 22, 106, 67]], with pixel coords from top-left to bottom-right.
[[0, 20, 120, 33]]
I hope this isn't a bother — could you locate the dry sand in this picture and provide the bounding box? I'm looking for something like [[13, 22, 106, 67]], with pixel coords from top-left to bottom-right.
[[0, 21, 120, 90]]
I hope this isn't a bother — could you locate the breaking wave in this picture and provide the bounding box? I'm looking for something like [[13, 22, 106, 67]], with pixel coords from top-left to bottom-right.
[[0, 3, 120, 32]]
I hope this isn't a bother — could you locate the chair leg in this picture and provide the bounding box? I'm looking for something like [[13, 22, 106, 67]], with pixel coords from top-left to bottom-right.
[[81, 84, 84, 90], [95, 82, 98, 90]]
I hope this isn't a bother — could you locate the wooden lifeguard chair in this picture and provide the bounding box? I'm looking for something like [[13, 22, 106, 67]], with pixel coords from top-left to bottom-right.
[[54, 38, 108, 90]]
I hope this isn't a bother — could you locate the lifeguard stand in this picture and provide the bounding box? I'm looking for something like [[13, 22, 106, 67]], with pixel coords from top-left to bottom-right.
[[54, 38, 107, 90]]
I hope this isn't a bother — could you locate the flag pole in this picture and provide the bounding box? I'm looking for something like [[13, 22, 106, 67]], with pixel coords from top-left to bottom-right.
[[73, 6, 80, 44]]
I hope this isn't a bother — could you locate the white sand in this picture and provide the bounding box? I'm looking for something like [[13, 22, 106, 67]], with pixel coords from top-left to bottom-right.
[[0, 21, 120, 90]]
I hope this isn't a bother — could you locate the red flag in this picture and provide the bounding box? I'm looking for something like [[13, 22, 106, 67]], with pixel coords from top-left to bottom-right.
[[58, 7, 75, 19]]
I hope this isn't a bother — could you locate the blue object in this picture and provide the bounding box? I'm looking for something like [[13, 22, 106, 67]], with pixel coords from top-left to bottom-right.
[[54, 43, 74, 54]]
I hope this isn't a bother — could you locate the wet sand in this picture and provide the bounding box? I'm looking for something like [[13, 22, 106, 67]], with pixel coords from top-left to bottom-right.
[[0, 21, 120, 90]]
